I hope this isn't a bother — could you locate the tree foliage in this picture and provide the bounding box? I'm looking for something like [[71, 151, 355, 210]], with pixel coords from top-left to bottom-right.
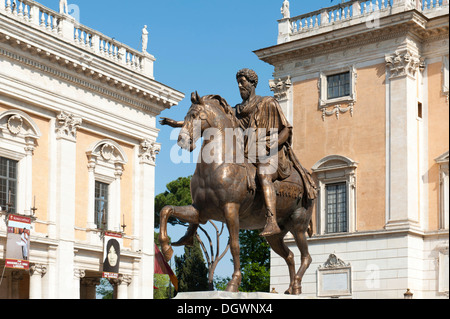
[[155, 176, 192, 228], [175, 237, 209, 292], [238, 230, 270, 292]]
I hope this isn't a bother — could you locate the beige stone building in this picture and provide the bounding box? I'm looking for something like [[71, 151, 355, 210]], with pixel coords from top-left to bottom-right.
[[255, 0, 448, 298], [0, 0, 183, 298]]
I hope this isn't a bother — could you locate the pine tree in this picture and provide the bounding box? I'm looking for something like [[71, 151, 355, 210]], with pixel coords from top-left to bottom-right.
[[175, 237, 209, 292], [239, 230, 270, 292]]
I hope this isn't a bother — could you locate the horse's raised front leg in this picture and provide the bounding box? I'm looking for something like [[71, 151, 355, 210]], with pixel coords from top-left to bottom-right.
[[159, 205, 199, 262], [223, 202, 242, 293]]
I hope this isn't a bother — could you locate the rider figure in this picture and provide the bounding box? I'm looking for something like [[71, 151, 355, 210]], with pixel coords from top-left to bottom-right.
[[160, 69, 317, 239], [235, 68, 292, 237]]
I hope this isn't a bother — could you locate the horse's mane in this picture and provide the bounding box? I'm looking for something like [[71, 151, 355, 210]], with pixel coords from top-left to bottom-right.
[[202, 94, 239, 127]]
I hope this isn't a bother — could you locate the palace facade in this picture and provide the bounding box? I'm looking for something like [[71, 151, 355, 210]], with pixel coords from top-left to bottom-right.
[[255, 0, 449, 298], [0, 0, 183, 298]]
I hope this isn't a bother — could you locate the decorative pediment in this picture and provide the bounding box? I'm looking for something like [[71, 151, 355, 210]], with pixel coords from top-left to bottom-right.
[[435, 151, 449, 164], [0, 110, 41, 139], [319, 254, 350, 270], [86, 139, 128, 165], [312, 155, 358, 172]]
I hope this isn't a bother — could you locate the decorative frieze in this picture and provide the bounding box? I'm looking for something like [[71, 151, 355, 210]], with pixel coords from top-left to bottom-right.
[[55, 111, 82, 141], [385, 50, 425, 79]]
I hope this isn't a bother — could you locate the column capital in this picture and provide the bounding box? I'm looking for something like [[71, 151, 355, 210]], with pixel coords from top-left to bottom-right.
[[139, 139, 160, 165], [30, 263, 48, 277], [55, 111, 82, 141], [74, 268, 86, 280], [385, 50, 425, 80]]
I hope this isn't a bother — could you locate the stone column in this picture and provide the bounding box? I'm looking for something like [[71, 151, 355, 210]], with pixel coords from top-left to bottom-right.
[[136, 139, 160, 299], [54, 111, 82, 299], [385, 50, 425, 230], [117, 274, 132, 299], [29, 264, 47, 299], [73, 269, 86, 299]]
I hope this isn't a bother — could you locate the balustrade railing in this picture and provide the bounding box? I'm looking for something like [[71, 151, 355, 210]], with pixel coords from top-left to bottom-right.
[[284, 0, 448, 39], [421, 0, 447, 10], [1, 0, 149, 75], [289, 0, 394, 35]]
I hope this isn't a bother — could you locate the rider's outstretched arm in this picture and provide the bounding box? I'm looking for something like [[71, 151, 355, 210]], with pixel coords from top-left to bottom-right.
[[160, 117, 184, 128]]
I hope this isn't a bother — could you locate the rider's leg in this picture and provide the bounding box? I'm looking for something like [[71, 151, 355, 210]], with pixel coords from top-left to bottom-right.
[[258, 170, 281, 237]]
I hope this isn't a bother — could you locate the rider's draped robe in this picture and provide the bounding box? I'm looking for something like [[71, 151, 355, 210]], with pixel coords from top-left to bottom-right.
[[235, 95, 317, 204]]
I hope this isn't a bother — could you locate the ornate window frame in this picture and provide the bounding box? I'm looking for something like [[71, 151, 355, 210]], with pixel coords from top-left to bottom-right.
[[318, 65, 357, 109], [86, 139, 128, 232], [312, 155, 358, 235], [0, 110, 41, 216]]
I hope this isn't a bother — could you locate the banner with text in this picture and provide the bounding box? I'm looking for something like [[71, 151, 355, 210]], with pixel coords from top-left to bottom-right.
[[6, 215, 31, 270]]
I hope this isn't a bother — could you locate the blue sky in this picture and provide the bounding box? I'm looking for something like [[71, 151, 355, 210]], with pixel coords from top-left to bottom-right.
[[37, 0, 339, 279]]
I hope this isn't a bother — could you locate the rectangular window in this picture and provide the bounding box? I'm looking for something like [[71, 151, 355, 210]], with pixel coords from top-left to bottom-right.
[[326, 183, 348, 234], [0, 157, 18, 214], [327, 72, 350, 100], [95, 181, 109, 230]]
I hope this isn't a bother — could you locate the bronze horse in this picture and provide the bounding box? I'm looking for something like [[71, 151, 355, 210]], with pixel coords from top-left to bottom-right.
[[159, 92, 315, 294]]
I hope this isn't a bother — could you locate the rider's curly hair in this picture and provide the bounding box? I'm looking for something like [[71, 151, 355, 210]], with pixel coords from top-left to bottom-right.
[[236, 68, 258, 88]]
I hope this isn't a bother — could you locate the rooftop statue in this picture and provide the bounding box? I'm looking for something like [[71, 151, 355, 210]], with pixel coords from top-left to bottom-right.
[[141, 25, 149, 53], [59, 0, 68, 15], [159, 69, 317, 294], [281, 0, 290, 19]]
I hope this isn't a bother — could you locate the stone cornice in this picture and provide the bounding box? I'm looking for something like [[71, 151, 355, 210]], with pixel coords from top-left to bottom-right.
[[0, 14, 184, 114], [255, 10, 449, 66]]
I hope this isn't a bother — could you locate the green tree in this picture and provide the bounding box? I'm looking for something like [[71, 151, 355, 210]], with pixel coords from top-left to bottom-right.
[[155, 176, 192, 228], [238, 230, 270, 292], [175, 237, 209, 292]]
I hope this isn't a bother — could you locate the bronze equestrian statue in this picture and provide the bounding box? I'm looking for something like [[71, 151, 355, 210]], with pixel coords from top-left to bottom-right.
[[159, 69, 317, 295]]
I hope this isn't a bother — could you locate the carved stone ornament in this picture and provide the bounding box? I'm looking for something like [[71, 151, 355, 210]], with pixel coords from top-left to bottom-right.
[[30, 264, 48, 277], [7, 115, 23, 135], [385, 50, 425, 79], [319, 254, 350, 270], [322, 103, 354, 121], [139, 139, 160, 165], [269, 76, 292, 101], [56, 111, 82, 140], [101, 143, 115, 161]]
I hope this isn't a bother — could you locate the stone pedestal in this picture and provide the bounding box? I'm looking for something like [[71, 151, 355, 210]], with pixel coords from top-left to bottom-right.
[[174, 291, 315, 299]]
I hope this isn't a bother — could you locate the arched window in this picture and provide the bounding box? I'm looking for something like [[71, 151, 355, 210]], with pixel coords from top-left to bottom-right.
[[86, 140, 128, 232], [312, 155, 358, 235]]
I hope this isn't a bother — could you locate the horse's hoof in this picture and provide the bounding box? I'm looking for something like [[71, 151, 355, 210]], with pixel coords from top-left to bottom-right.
[[291, 286, 302, 295], [225, 283, 239, 293], [162, 246, 174, 262], [284, 288, 292, 295], [172, 235, 194, 247]]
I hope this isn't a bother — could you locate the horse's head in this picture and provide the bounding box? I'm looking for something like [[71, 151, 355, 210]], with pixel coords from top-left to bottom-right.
[[178, 92, 236, 151]]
